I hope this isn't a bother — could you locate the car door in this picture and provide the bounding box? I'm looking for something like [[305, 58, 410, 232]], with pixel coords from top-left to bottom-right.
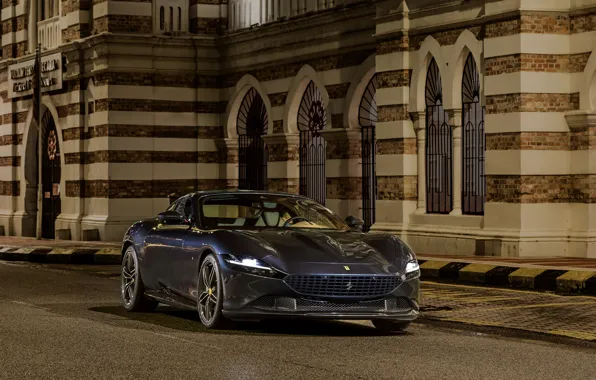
[[144, 196, 192, 292]]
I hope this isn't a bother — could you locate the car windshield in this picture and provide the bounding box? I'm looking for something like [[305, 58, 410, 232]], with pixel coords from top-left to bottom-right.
[[199, 193, 350, 231]]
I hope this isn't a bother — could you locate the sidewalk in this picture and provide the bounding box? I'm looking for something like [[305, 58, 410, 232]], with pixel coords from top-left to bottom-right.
[[418, 254, 596, 296], [0, 236, 121, 264]]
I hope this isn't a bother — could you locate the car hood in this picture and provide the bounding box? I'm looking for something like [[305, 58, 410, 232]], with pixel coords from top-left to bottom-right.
[[219, 229, 408, 276]]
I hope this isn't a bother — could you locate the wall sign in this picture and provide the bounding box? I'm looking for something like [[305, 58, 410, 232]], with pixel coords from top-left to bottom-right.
[[8, 52, 63, 98]]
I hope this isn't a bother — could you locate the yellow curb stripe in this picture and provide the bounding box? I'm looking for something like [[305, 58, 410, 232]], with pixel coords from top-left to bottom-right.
[[459, 263, 497, 274], [422, 281, 596, 299], [48, 248, 76, 255], [548, 330, 596, 341], [420, 261, 450, 270]]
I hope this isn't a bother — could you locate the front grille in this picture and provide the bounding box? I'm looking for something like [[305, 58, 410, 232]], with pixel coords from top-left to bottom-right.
[[251, 296, 412, 313], [284, 275, 400, 298]]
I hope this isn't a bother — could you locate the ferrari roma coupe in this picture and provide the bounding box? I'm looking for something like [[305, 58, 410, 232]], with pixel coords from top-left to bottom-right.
[[120, 190, 420, 332]]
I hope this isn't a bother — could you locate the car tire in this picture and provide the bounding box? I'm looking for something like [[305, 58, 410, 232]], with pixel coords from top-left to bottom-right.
[[121, 245, 159, 312], [372, 320, 411, 334], [197, 254, 229, 329]]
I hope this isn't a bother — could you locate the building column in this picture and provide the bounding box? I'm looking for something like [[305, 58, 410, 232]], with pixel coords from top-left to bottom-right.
[[262, 134, 299, 194], [448, 109, 462, 216], [320, 128, 362, 219], [411, 112, 426, 214], [215, 138, 239, 190]]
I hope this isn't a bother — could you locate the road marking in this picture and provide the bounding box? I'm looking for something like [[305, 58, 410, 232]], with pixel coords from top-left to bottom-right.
[[153, 332, 195, 344]]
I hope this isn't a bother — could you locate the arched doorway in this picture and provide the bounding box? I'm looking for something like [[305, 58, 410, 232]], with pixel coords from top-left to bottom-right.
[[461, 53, 486, 215], [425, 58, 453, 214], [40, 110, 61, 238], [298, 81, 327, 205], [359, 74, 378, 232], [237, 87, 268, 190]]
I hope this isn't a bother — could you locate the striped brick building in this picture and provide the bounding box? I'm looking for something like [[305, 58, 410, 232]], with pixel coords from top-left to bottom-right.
[[0, 0, 595, 259]]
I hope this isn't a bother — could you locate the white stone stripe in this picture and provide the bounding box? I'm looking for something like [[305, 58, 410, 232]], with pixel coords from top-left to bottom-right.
[[326, 158, 362, 178], [375, 154, 417, 176], [190, 4, 227, 19], [377, 87, 409, 107], [1, 30, 27, 46], [62, 137, 218, 153], [229, 34, 374, 70], [485, 34, 570, 58], [485, 113, 569, 133], [485, 72, 577, 96], [325, 199, 363, 218], [268, 161, 298, 179], [376, 52, 410, 72], [376, 121, 416, 140], [570, 31, 596, 55], [85, 111, 220, 127], [60, 11, 90, 29], [93, 2, 151, 18], [485, 150, 570, 175]]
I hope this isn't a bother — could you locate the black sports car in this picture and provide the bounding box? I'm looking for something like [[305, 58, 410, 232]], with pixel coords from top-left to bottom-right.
[[120, 190, 420, 332]]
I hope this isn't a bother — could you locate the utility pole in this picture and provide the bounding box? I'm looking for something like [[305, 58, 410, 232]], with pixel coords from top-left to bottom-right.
[[34, 44, 43, 240]]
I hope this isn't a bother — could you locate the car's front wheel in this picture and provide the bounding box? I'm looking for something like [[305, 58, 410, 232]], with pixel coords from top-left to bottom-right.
[[372, 320, 411, 334], [197, 254, 228, 329], [121, 245, 158, 312]]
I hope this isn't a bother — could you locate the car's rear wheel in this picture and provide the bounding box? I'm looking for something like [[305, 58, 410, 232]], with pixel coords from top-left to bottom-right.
[[197, 254, 228, 329], [121, 245, 158, 312], [372, 320, 411, 334]]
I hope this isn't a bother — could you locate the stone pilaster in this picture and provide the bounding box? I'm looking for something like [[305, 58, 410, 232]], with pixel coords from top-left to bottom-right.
[[448, 109, 463, 216], [262, 134, 299, 194]]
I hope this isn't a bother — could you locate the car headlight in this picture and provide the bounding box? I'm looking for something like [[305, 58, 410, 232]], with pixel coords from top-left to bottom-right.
[[223, 254, 280, 278], [404, 260, 420, 280]]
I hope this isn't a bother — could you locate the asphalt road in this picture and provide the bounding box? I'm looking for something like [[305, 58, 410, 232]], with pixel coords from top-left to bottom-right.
[[1, 261, 595, 380]]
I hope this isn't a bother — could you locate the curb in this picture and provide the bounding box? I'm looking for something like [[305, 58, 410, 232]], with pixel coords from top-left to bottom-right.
[[418, 259, 596, 296], [0, 246, 121, 265]]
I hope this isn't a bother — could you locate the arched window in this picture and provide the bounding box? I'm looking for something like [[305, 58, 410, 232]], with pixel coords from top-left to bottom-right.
[[160, 6, 165, 30], [359, 74, 378, 232], [169, 7, 174, 31], [298, 81, 327, 205], [425, 58, 453, 214], [237, 88, 269, 190], [178, 7, 182, 31], [462, 53, 486, 215]]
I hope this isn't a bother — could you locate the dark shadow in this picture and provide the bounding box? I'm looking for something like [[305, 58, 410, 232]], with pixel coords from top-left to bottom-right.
[[89, 305, 410, 337]]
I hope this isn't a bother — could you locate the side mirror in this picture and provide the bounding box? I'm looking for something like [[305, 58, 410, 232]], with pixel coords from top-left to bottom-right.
[[158, 211, 187, 225], [345, 216, 364, 231]]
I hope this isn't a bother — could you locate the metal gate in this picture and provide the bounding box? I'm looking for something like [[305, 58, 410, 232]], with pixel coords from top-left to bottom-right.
[[237, 88, 268, 190], [359, 74, 378, 232], [41, 111, 61, 239], [462, 54, 486, 215], [298, 81, 327, 205], [425, 58, 453, 214]]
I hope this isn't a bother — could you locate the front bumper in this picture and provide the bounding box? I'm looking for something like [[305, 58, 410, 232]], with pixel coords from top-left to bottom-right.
[[219, 258, 420, 321]]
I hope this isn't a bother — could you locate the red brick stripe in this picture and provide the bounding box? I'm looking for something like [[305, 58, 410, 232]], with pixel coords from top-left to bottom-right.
[[376, 36, 409, 55], [485, 93, 579, 114], [326, 140, 361, 160], [378, 105, 409, 122], [485, 53, 590, 75], [377, 176, 417, 201], [486, 132, 569, 150], [326, 177, 362, 200], [0, 181, 19, 196], [268, 144, 299, 162], [93, 99, 227, 113], [268, 178, 299, 194], [0, 134, 23, 146], [0, 156, 20, 166], [64, 151, 210, 165], [486, 13, 570, 39], [377, 70, 410, 88], [487, 175, 596, 203], [61, 125, 222, 141], [377, 138, 417, 155], [92, 72, 219, 88], [326, 83, 351, 99], [571, 10, 596, 33], [65, 179, 227, 198]]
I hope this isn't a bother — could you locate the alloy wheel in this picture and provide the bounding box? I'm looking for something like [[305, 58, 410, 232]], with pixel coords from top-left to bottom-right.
[[198, 261, 219, 324], [121, 248, 137, 308]]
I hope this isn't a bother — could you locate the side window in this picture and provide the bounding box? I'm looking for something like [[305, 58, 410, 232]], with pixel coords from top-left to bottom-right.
[[176, 197, 194, 221]]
